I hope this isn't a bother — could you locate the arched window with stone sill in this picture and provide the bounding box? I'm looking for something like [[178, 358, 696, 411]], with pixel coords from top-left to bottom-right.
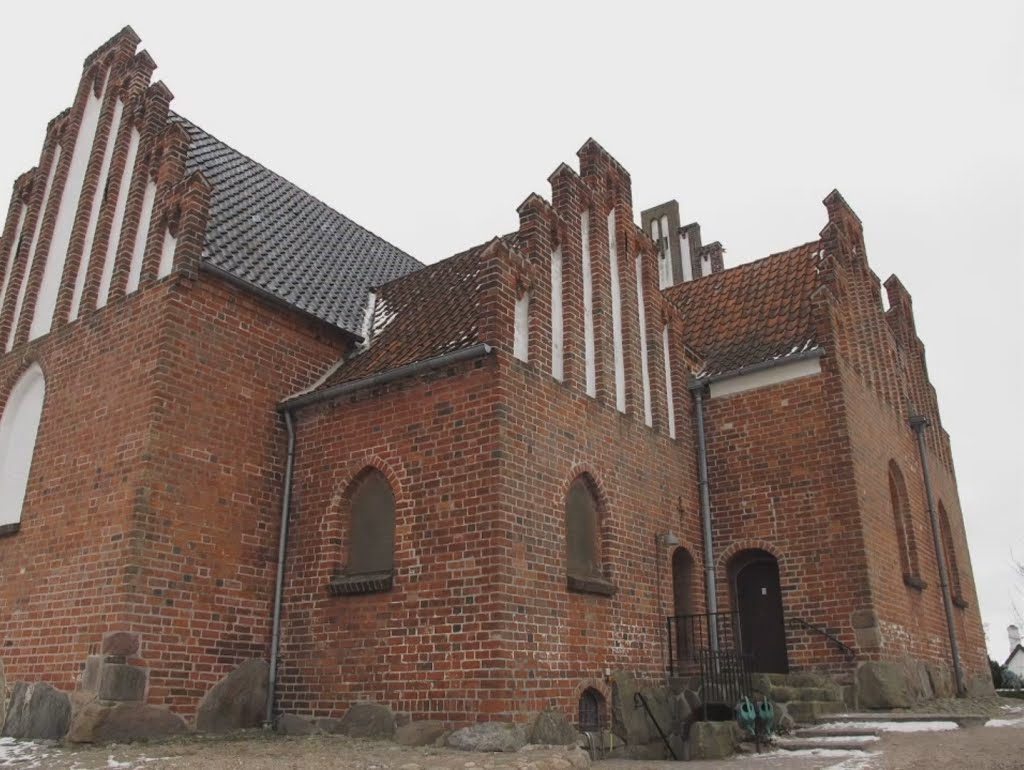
[[565, 473, 614, 596], [329, 467, 396, 595]]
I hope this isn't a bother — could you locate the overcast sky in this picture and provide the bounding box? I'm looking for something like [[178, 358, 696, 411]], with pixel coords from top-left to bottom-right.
[[3, 1, 1022, 661]]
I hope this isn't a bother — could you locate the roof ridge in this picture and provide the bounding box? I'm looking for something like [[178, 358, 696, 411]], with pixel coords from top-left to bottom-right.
[[168, 111, 419, 266]]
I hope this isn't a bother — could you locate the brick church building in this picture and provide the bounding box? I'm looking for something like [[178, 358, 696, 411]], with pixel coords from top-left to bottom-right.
[[0, 28, 991, 737]]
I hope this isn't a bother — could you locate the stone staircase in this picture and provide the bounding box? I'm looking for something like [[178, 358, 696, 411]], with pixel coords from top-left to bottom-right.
[[775, 724, 881, 753], [751, 672, 848, 727], [778, 713, 987, 754]]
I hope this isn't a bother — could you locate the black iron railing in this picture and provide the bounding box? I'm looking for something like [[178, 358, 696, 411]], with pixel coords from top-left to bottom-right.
[[789, 616, 856, 663], [696, 648, 755, 708], [666, 611, 743, 676]]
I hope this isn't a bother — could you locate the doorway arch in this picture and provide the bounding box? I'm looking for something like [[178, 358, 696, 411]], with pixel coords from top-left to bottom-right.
[[728, 549, 788, 673]]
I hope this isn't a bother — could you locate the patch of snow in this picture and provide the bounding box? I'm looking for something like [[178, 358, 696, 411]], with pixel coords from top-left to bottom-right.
[[794, 734, 880, 743], [0, 737, 48, 768], [986, 716, 1024, 727], [372, 297, 398, 338], [357, 289, 377, 351], [822, 720, 959, 732], [779, 749, 872, 757], [823, 755, 881, 770], [743, 747, 877, 761], [108, 757, 132, 768]]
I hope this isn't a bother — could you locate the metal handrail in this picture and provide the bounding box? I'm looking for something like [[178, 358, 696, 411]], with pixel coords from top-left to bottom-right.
[[634, 692, 678, 760], [789, 616, 856, 663], [666, 611, 742, 676]]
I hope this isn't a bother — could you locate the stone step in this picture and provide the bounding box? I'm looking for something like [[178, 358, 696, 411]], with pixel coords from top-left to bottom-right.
[[785, 700, 846, 724], [794, 726, 880, 739], [816, 712, 988, 729], [777, 736, 878, 752], [769, 685, 843, 703], [763, 672, 831, 688]]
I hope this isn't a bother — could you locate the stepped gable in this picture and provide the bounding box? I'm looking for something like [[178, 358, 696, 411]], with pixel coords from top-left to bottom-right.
[[315, 240, 489, 389], [169, 113, 422, 335], [664, 240, 822, 377]]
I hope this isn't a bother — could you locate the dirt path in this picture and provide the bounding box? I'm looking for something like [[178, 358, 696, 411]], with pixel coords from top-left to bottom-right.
[[1, 703, 1021, 769]]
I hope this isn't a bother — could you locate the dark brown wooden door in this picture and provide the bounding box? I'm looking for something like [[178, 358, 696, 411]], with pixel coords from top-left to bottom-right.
[[736, 559, 789, 673]]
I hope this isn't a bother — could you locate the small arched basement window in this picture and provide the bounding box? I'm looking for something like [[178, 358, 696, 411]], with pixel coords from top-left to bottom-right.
[[578, 687, 606, 733], [329, 468, 396, 595], [0, 363, 46, 533], [565, 475, 615, 596]]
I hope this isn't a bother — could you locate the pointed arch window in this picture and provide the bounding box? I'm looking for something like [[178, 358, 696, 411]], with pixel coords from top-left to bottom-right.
[[0, 363, 46, 534], [329, 468, 396, 595], [889, 460, 924, 590], [565, 474, 615, 596], [938, 501, 967, 608]]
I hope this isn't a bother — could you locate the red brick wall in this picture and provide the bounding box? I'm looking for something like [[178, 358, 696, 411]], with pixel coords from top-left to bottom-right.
[[496, 355, 701, 723], [0, 282, 173, 691], [119, 273, 347, 716], [278, 357, 505, 723], [823, 223, 988, 680], [701, 359, 870, 672], [0, 268, 346, 718]]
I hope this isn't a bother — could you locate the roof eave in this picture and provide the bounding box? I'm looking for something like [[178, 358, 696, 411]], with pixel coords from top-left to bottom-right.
[[689, 347, 824, 390], [199, 260, 361, 343], [279, 343, 494, 413]]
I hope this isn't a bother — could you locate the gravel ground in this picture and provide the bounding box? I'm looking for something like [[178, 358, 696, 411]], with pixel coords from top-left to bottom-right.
[[0, 734, 590, 770], [1, 700, 1020, 770]]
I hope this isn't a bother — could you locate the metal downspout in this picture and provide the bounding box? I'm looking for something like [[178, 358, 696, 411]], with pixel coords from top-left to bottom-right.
[[691, 382, 719, 650], [910, 415, 966, 697], [264, 408, 296, 727]]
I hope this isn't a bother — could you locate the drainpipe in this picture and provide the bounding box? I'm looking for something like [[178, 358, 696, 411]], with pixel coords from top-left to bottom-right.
[[690, 381, 719, 651], [264, 408, 296, 728], [910, 414, 966, 697]]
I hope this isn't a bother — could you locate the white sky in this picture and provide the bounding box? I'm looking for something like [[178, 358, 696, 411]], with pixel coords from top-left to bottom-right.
[[2, 1, 1022, 661]]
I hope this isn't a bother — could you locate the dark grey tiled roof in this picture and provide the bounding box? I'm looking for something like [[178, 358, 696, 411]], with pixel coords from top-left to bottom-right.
[[170, 113, 423, 335]]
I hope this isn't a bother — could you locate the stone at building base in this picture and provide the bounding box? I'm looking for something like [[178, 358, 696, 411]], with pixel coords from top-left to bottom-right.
[[528, 709, 577, 746], [195, 659, 269, 733], [101, 631, 141, 658], [275, 713, 315, 736], [98, 663, 148, 703], [1, 682, 72, 740], [609, 671, 675, 747], [314, 717, 344, 734], [67, 701, 186, 743], [447, 722, 526, 752], [684, 720, 736, 760], [338, 701, 396, 738], [927, 663, 955, 699], [856, 662, 915, 709], [0, 659, 5, 730], [965, 674, 996, 698], [395, 720, 448, 746]]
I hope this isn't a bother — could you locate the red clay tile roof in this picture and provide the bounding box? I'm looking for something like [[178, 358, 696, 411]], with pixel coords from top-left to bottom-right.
[[316, 241, 488, 389], [664, 240, 822, 377]]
